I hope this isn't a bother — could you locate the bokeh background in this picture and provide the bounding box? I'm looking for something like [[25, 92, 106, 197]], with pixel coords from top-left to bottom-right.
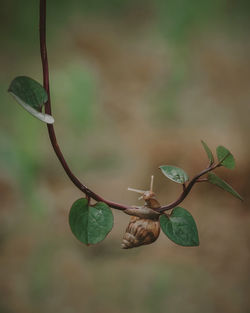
[[1, 1, 250, 312]]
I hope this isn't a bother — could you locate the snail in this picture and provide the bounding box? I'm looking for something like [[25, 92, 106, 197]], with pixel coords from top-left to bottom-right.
[[121, 176, 161, 249]]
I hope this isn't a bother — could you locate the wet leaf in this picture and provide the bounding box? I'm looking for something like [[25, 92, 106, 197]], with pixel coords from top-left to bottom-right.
[[8, 76, 54, 124], [160, 207, 199, 247], [201, 140, 214, 164], [208, 173, 243, 200], [69, 198, 114, 245], [159, 165, 189, 184], [216, 146, 235, 169]]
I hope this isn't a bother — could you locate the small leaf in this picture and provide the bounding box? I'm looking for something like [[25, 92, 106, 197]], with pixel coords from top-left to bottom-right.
[[160, 207, 199, 246], [8, 76, 54, 124], [69, 198, 114, 245], [201, 140, 214, 164], [208, 173, 243, 200], [159, 165, 189, 184], [216, 146, 235, 169]]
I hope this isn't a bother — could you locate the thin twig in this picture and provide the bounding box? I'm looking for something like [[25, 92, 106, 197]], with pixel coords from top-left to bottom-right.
[[39, 0, 131, 211]]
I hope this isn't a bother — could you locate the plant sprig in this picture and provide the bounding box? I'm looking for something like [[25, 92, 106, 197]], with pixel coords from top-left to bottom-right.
[[7, 0, 243, 248]]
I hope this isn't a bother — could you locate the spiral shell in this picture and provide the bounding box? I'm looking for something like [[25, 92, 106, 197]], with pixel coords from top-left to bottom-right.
[[122, 175, 161, 249], [121, 216, 160, 249]]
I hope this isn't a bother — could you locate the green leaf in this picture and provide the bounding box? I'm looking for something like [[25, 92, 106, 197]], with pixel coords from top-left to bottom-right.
[[160, 207, 199, 247], [208, 173, 243, 200], [69, 198, 114, 245], [8, 76, 54, 124], [201, 140, 214, 164], [216, 146, 235, 169], [159, 165, 189, 184]]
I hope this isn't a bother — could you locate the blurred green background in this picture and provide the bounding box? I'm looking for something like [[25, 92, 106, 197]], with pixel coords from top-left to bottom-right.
[[1, 1, 250, 312]]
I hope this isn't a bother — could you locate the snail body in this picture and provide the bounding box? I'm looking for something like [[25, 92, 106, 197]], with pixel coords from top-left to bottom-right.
[[121, 176, 161, 249]]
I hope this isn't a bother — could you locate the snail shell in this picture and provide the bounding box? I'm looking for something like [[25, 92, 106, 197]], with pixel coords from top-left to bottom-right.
[[121, 216, 160, 249], [122, 176, 161, 249]]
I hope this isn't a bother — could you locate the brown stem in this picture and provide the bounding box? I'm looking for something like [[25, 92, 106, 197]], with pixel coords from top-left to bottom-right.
[[39, 0, 220, 215], [39, 0, 131, 211]]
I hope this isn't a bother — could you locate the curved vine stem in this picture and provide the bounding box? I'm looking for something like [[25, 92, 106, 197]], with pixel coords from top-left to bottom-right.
[[39, 0, 221, 214], [39, 0, 131, 211]]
